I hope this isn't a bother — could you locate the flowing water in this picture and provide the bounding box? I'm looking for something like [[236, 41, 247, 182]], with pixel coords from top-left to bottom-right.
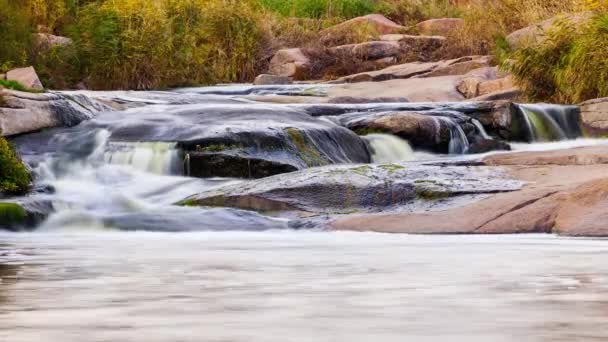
[[3, 233, 608, 342], [513, 104, 581, 142], [0, 87, 601, 341]]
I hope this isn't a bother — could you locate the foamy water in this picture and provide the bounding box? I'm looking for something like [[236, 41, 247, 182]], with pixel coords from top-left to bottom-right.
[[1, 232, 608, 342]]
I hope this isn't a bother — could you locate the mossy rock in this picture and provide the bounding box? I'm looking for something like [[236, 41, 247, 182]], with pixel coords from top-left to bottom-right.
[[0, 203, 28, 229]]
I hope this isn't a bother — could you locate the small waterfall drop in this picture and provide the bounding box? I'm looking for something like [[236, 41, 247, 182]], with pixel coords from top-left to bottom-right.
[[472, 119, 491, 139], [364, 134, 415, 163], [436, 117, 469, 154], [514, 104, 581, 142], [104, 142, 180, 175]]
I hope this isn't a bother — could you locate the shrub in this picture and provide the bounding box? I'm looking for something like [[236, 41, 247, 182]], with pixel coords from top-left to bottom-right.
[[0, 137, 31, 195], [506, 12, 608, 103]]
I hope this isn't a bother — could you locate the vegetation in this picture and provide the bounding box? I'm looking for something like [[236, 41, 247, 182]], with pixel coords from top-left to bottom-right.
[[0, 0, 604, 98], [0, 80, 29, 92], [0, 137, 32, 194]]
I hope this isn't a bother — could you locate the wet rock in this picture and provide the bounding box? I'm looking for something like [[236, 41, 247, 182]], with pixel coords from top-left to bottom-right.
[[268, 48, 311, 79], [0, 201, 48, 231], [181, 163, 522, 215], [416, 18, 464, 36], [6, 66, 44, 91], [0, 89, 107, 136], [253, 74, 293, 85], [467, 137, 511, 154]]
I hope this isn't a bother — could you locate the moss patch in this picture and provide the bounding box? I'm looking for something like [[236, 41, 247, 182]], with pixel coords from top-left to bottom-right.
[[378, 164, 405, 173], [0, 137, 32, 194], [286, 128, 326, 167], [415, 186, 449, 200], [196, 143, 245, 153], [0, 203, 28, 228], [0, 79, 43, 93]]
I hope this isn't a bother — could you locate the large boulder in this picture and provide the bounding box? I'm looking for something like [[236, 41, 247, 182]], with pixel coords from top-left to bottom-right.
[[181, 162, 523, 215], [456, 67, 517, 100], [268, 48, 311, 79], [6, 67, 44, 91], [37, 103, 372, 178], [330, 41, 401, 60], [0, 89, 106, 136], [320, 14, 405, 46], [416, 18, 464, 36]]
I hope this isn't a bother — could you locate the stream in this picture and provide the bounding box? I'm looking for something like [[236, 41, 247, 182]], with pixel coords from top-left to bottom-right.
[[1, 85, 606, 341]]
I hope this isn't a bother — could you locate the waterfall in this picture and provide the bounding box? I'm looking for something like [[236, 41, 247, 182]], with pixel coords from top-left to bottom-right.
[[472, 119, 491, 139], [513, 104, 581, 142], [363, 134, 415, 163], [104, 142, 180, 175], [436, 117, 469, 154]]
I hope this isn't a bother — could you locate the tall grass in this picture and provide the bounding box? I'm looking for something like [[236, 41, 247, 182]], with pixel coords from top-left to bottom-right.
[[259, 0, 376, 19]]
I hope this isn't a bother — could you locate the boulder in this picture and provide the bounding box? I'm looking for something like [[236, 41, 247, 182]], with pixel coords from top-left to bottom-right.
[[320, 14, 405, 46], [379, 34, 446, 60], [181, 163, 522, 215], [506, 12, 592, 49], [32, 33, 73, 49], [330, 41, 401, 60], [580, 97, 608, 135], [0, 89, 106, 136], [253, 74, 293, 85], [39, 103, 372, 178], [470, 88, 522, 102], [268, 48, 311, 79], [416, 18, 464, 36], [334, 56, 492, 83], [6, 67, 44, 91]]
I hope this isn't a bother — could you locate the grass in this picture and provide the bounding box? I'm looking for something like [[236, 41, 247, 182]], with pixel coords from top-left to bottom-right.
[[0, 79, 29, 92], [505, 10, 608, 103], [258, 0, 377, 19]]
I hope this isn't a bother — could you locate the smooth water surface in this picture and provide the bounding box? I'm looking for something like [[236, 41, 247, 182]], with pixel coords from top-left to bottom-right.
[[2, 232, 608, 342]]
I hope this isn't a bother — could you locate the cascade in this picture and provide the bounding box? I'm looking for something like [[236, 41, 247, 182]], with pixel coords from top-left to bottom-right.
[[513, 104, 581, 142], [436, 117, 470, 154], [104, 142, 180, 175], [363, 134, 415, 163]]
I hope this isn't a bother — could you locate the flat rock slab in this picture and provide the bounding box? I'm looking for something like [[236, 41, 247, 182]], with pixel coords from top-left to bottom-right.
[[182, 162, 523, 215], [332, 145, 608, 236]]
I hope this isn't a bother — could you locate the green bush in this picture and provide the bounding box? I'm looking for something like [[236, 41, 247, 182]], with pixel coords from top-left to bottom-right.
[[0, 137, 31, 195], [506, 13, 608, 103]]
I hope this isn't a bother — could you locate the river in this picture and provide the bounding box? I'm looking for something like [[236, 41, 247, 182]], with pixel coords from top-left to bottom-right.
[[2, 233, 608, 342], [1, 86, 606, 341]]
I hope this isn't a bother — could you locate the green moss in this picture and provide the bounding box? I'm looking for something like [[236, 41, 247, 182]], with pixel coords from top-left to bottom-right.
[[196, 143, 245, 153], [0, 137, 32, 194], [0, 79, 43, 93], [378, 164, 405, 173], [286, 128, 326, 167], [354, 127, 387, 136], [415, 186, 449, 201], [0, 203, 28, 227]]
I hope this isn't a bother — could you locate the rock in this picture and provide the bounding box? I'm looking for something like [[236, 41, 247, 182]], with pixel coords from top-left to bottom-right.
[[0, 89, 107, 136], [32, 33, 73, 49], [506, 12, 592, 49], [329, 75, 466, 102], [181, 163, 522, 215], [0, 74, 5, 80], [579, 97, 608, 135], [35, 103, 372, 178], [416, 18, 464, 36], [320, 14, 405, 46], [379, 34, 446, 60], [0, 201, 48, 231], [470, 88, 522, 102], [268, 48, 311, 79], [458, 74, 516, 99], [326, 96, 409, 104], [253, 74, 293, 85], [331, 145, 608, 236], [6, 67, 44, 91], [334, 56, 492, 83], [330, 41, 401, 60]]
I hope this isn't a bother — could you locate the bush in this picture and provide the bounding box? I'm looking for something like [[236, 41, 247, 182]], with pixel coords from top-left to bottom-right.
[[506, 13, 608, 103], [0, 137, 31, 195]]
